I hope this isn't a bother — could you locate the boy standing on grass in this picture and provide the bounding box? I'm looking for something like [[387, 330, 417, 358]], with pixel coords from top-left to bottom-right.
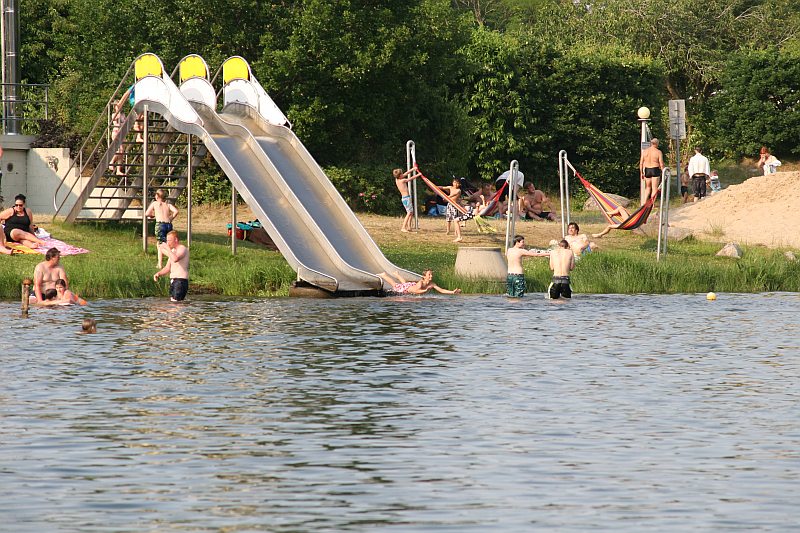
[[393, 168, 419, 233], [441, 178, 464, 242], [153, 230, 190, 302], [145, 189, 179, 268]]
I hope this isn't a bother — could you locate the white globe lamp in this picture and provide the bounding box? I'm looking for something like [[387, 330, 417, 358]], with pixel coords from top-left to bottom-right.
[[637, 106, 651, 120]]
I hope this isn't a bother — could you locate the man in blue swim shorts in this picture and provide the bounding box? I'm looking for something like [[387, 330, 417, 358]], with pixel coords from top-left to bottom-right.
[[505, 235, 549, 298], [145, 188, 179, 268], [393, 167, 419, 233]]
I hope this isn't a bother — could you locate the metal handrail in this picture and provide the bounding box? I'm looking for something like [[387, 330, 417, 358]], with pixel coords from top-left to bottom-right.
[[1, 82, 50, 134], [52, 59, 138, 219]]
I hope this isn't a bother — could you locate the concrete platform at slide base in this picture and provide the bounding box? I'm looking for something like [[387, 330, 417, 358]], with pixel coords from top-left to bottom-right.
[[454, 246, 507, 280]]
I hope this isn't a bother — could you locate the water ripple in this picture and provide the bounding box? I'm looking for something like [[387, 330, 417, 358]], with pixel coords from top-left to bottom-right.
[[1, 293, 799, 531]]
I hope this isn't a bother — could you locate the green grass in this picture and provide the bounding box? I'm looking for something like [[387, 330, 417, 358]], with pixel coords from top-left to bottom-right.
[[2, 219, 799, 300], [0, 221, 296, 300]]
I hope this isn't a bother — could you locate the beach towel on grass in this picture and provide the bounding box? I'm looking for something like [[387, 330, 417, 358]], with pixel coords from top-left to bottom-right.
[[35, 237, 89, 256], [5, 242, 39, 254]]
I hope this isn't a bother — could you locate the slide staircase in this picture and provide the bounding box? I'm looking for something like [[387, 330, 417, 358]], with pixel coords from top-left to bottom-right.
[[53, 66, 204, 223]]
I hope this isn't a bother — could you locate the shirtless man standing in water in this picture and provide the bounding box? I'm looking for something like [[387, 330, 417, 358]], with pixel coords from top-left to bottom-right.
[[548, 240, 575, 299], [506, 235, 549, 298], [33, 248, 68, 303], [639, 138, 665, 205]]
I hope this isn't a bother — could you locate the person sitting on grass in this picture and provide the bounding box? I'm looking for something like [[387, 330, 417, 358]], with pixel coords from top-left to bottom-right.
[[564, 222, 596, 258], [591, 205, 631, 238], [520, 182, 557, 221], [378, 269, 462, 295], [0, 227, 12, 255], [0, 194, 46, 250]]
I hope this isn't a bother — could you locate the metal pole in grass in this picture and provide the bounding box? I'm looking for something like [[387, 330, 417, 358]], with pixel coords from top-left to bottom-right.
[[406, 140, 418, 230], [657, 167, 672, 260], [231, 184, 237, 256], [21, 278, 31, 317], [558, 150, 570, 236], [187, 135, 193, 249], [504, 160, 519, 253], [142, 105, 149, 252]]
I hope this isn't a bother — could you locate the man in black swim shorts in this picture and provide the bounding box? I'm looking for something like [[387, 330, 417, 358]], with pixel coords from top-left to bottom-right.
[[639, 138, 665, 205]]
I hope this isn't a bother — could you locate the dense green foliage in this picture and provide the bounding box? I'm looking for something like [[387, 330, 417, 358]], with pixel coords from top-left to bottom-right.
[[16, 0, 800, 213]]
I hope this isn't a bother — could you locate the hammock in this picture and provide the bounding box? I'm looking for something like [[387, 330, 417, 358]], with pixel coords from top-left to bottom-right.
[[478, 179, 508, 217], [415, 165, 496, 232], [576, 171, 658, 230]]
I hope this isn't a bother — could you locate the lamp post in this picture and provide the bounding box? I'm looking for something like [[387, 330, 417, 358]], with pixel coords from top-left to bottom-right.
[[637, 106, 651, 205]]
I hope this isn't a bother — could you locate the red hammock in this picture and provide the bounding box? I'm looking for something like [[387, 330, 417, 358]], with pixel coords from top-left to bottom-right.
[[576, 171, 658, 230]]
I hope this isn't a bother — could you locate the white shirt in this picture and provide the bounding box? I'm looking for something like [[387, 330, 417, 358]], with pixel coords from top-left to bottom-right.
[[687, 152, 710, 177]]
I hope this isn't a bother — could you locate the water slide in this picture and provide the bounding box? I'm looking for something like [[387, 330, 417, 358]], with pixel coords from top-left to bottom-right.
[[133, 54, 418, 294]]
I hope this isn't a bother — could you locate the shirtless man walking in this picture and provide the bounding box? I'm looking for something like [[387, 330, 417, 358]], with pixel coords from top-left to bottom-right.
[[153, 230, 190, 302], [639, 138, 665, 205], [145, 189, 179, 268], [506, 235, 549, 298], [548, 240, 575, 299], [393, 168, 419, 233], [33, 248, 68, 302]]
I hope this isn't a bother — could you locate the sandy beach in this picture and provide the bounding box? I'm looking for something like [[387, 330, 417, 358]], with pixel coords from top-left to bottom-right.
[[669, 171, 800, 249]]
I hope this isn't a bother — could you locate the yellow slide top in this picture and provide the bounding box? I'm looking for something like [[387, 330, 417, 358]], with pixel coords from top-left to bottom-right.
[[179, 55, 209, 84], [135, 53, 163, 81], [222, 56, 250, 85]]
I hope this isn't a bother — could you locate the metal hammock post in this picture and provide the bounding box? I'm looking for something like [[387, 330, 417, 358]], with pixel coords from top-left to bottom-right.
[[406, 140, 418, 230], [504, 160, 520, 253], [656, 167, 672, 261], [558, 150, 571, 236]]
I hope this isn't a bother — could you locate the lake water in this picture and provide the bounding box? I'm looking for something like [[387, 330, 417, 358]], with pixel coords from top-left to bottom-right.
[[1, 293, 799, 531]]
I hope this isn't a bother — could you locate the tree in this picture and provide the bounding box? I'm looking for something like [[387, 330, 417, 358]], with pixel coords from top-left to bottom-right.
[[709, 47, 800, 159]]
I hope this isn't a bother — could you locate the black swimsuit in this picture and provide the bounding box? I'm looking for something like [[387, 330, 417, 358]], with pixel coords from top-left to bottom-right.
[[3, 209, 31, 242]]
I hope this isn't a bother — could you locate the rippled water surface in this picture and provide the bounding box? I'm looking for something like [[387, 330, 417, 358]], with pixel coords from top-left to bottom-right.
[[1, 293, 799, 531]]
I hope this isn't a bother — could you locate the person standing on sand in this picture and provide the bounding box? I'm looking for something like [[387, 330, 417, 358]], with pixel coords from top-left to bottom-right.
[[393, 168, 420, 233], [506, 235, 549, 298], [153, 230, 190, 302], [145, 189, 179, 268], [687, 146, 710, 202], [757, 146, 781, 175], [639, 138, 665, 205]]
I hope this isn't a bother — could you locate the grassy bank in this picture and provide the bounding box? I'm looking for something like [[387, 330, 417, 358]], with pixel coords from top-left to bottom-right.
[[2, 216, 799, 300]]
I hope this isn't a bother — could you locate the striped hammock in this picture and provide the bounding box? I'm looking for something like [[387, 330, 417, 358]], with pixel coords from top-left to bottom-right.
[[577, 171, 658, 230]]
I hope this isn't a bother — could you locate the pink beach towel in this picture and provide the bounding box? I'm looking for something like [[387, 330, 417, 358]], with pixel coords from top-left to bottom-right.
[[35, 237, 89, 256]]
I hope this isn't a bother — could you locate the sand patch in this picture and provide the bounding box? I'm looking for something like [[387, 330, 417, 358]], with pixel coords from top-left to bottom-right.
[[669, 171, 800, 248]]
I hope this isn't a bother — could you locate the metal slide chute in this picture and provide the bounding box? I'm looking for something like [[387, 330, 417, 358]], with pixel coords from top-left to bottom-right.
[[215, 56, 418, 285], [134, 53, 408, 293]]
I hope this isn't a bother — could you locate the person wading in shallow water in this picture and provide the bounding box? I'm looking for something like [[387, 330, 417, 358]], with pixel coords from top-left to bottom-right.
[[153, 230, 190, 302]]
